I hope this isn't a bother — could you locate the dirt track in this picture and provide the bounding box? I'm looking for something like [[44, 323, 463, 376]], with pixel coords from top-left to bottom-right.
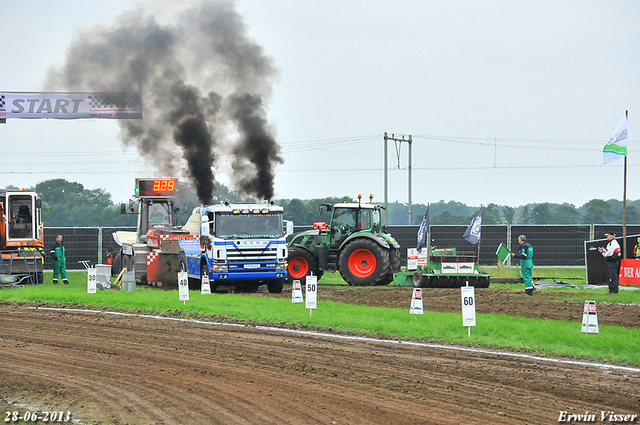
[[1, 286, 639, 425], [281, 285, 640, 329]]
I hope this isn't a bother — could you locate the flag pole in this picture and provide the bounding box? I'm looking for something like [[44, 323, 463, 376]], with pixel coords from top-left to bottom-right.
[[623, 110, 629, 258], [426, 203, 430, 269], [477, 204, 482, 266]]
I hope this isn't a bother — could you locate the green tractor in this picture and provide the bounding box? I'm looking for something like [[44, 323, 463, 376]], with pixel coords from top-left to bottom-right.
[[286, 197, 401, 286]]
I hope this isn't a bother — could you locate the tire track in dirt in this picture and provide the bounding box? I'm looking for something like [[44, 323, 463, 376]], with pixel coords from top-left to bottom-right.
[[1, 305, 638, 424]]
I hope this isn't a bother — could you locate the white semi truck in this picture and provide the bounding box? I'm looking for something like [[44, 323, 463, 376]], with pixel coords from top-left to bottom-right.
[[180, 203, 291, 293]]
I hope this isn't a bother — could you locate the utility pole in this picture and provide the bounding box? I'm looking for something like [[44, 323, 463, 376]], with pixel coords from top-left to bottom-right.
[[383, 133, 413, 225]]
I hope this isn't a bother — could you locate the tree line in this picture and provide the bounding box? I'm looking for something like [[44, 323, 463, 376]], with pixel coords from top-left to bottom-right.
[[283, 199, 640, 226], [389, 199, 640, 226], [8, 179, 640, 227]]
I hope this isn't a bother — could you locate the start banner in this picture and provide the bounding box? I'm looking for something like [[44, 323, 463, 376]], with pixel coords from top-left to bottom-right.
[[0, 92, 142, 119]]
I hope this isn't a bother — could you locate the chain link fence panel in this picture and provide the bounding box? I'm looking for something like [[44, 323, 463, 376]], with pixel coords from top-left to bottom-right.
[[44, 227, 135, 271], [45, 224, 631, 271]]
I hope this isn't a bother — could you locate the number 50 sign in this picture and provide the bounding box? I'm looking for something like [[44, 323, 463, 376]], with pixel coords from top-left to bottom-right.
[[306, 275, 317, 314]]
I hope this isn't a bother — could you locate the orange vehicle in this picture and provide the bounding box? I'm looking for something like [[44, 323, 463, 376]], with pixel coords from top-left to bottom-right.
[[0, 188, 44, 284]]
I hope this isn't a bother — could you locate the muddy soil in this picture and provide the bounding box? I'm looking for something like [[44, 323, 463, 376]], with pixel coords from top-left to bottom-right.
[[256, 285, 640, 329], [1, 294, 639, 424]]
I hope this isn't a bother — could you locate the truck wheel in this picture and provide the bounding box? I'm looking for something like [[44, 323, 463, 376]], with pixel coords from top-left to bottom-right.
[[338, 239, 390, 286], [287, 247, 317, 285], [267, 279, 284, 293], [201, 262, 217, 294]]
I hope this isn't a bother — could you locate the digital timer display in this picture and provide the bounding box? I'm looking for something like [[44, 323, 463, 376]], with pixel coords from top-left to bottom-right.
[[135, 178, 178, 198]]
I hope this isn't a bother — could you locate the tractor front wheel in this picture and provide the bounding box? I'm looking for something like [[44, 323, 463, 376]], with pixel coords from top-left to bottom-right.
[[338, 239, 390, 286], [287, 247, 317, 286]]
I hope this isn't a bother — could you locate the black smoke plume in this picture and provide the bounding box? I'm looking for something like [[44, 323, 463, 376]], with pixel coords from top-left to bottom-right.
[[228, 93, 282, 200], [45, 1, 282, 204]]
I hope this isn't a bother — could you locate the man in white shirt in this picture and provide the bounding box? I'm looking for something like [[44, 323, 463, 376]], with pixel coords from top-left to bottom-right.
[[598, 232, 620, 294]]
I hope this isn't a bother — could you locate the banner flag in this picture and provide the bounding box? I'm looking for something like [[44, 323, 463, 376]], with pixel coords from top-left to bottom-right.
[[416, 204, 429, 253], [603, 114, 628, 164], [463, 207, 482, 245], [0, 92, 142, 120]]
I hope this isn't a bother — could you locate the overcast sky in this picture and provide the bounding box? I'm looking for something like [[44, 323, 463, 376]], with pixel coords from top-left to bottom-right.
[[2, 0, 639, 211]]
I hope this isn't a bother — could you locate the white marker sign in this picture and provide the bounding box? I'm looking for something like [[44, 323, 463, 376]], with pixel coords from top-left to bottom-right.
[[306, 275, 317, 313], [201, 274, 211, 295], [581, 301, 599, 334], [292, 280, 304, 304], [410, 288, 423, 314], [461, 286, 476, 328], [87, 267, 97, 294], [407, 248, 429, 271], [178, 271, 189, 302]]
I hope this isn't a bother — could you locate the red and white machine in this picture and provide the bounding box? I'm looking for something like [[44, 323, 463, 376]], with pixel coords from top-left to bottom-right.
[[113, 178, 196, 288]]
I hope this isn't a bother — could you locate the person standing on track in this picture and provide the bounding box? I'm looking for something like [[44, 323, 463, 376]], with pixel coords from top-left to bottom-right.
[[49, 234, 69, 285], [633, 236, 640, 259], [598, 232, 620, 294], [511, 235, 534, 296]]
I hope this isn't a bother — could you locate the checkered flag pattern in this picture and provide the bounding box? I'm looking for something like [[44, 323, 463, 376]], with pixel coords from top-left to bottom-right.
[[147, 252, 160, 266], [159, 234, 198, 241], [0, 94, 5, 109], [88, 93, 140, 110]]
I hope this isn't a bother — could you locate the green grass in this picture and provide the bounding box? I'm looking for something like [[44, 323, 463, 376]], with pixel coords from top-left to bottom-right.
[[2, 271, 639, 367], [481, 262, 588, 283]]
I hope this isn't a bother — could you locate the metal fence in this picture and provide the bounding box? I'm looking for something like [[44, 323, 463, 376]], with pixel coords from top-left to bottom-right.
[[293, 224, 637, 266], [44, 224, 637, 271], [44, 227, 135, 271]]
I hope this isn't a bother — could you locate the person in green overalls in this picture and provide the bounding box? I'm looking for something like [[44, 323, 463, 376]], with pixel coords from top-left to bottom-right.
[[512, 235, 534, 296], [49, 234, 69, 285]]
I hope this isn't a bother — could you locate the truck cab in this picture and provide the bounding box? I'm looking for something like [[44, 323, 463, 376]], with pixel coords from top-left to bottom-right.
[[181, 203, 289, 293]]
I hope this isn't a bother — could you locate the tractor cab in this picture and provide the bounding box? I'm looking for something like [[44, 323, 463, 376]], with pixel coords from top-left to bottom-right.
[[326, 203, 382, 249]]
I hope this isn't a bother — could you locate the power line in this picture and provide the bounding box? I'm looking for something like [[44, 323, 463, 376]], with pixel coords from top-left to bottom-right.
[[0, 133, 635, 176], [275, 162, 633, 173]]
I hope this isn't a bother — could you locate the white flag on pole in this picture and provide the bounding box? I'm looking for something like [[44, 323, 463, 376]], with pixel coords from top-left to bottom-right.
[[603, 115, 628, 164]]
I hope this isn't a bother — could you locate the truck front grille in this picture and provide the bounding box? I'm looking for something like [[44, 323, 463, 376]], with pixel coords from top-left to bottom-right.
[[226, 246, 278, 263]]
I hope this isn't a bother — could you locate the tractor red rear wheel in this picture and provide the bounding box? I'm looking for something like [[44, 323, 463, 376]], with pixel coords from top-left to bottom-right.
[[338, 239, 390, 286], [348, 249, 377, 278]]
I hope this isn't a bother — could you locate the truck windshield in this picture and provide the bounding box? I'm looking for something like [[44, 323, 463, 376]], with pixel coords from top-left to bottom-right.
[[215, 213, 284, 239]]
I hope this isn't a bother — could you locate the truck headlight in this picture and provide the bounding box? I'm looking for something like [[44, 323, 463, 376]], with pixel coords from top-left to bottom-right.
[[276, 263, 286, 270]]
